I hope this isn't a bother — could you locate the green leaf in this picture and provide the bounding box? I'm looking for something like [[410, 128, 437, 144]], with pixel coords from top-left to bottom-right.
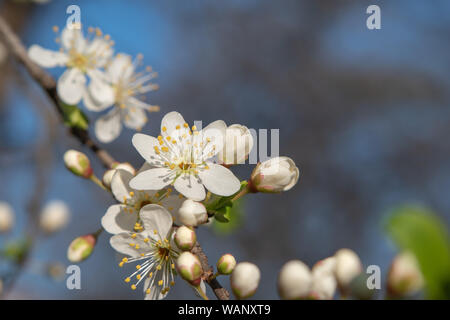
[[0, 238, 31, 264], [213, 199, 245, 235], [60, 102, 89, 130], [214, 202, 233, 223], [385, 205, 450, 299]]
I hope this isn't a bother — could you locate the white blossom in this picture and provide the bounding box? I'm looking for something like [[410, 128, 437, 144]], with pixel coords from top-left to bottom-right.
[[101, 169, 184, 235], [88, 53, 160, 143], [130, 111, 241, 200], [110, 205, 179, 299], [39, 200, 70, 233], [217, 124, 253, 165], [230, 262, 261, 299], [28, 26, 114, 105], [250, 156, 299, 193], [0, 201, 14, 233]]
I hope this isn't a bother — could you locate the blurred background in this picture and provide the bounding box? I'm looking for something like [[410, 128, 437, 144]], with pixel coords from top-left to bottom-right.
[[0, 0, 449, 299]]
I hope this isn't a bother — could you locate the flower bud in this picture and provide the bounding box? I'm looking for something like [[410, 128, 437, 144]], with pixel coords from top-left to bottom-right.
[[217, 254, 236, 275], [230, 262, 261, 299], [387, 251, 424, 298], [176, 252, 203, 286], [277, 260, 312, 300], [334, 249, 362, 294], [67, 234, 96, 263], [174, 226, 197, 251], [250, 156, 299, 193], [310, 257, 337, 300], [177, 199, 208, 227], [218, 124, 254, 165], [64, 150, 92, 178], [39, 200, 70, 233], [0, 201, 14, 233]]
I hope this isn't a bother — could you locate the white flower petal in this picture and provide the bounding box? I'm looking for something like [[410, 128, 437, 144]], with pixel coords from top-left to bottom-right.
[[107, 53, 133, 83], [174, 174, 206, 201], [94, 108, 122, 143], [198, 163, 240, 196], [86, 38, 113, 66], [144, 274, 168, 300], [28, 45, 68, 68], [161, 194, 184, 222], [57, 68, 86, 105], [111, 169, 134, 203], [132, 133, 162, 165], [123, 106, 147, 130], [87, 71, 115, 107], [61, 27, 85, 51], [101, 204, 137, 235], [199, 120, 226, 159], [83, 89, 111, 112], [129, 168, 173, 190], [110, 233, 149, 257], [139, 204, 173, 240], [161, 111, 186, 136]]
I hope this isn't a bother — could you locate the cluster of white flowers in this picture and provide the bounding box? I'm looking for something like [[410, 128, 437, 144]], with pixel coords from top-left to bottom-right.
[[28, 25, 159, 143], [277, 249, 363, 300]]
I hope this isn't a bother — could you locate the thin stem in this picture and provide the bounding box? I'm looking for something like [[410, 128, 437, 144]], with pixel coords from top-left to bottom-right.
[[90, 175, 108, 191], [232, 185, 249, 202], [209, 271, 220, 281], [195, 285, 209, 300]]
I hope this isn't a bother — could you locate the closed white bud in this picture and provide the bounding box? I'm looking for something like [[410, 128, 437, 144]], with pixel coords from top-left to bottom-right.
[[176, 252, 203, 286], [218, 124, 254, 165], [102, 163, 135, 189], [67, 234, 96, 263], [174, 226, 197, 251], [278, 260, 312, 300], [177, 199, 208, 227], [250, 156, 299, 193], [230, 262, 261, 299], [39, 200, 70, 233], [387, 251, 424, 298], [63, 150, 92, 178], [311, 257, 337, 300], [217, 254, 236, 275], [334, 249, 362, 293], [0, 202, 14, 233]]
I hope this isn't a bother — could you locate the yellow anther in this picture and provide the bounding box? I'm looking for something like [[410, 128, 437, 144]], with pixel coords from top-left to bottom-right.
[[158, 280, 163, 286], [206, 137, 211, 142], [135, 244, 140, 250], [157, 135, 163, 140], [131, 284, 136, 290], [171, 264, 175, 269], [156, 265, 162, 271], [119, 262, 124, 267], [192, 125, 197, 131], [131, 233, 137, 239], [129, 191, 134, 197], [136, 275, 141, 280], [176, 125, 181, 130], [162, 126, 167, 132], [170, 281, 175, 286], [136, 265, 141, 270], [161, 146, 169, 152], [170, 164, 176, 170], [153, 229, 158, 234], [166, 136, 171, 141], [122, 258, 128, 263], [140, 253, 145, 257], [144, 238, 149, 243], [149, 272, 153, 278], [129, 243, 135, 247], [52, 26, 59, 33], [125, 277, 131, 283], [183, 123, 189, 128], [146, 288, 151, 294]]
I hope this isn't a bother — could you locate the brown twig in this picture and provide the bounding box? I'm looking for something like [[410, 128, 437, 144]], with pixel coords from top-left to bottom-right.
[[0, 14, 230, 300]]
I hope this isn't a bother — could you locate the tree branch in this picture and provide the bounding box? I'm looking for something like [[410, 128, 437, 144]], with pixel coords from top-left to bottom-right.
[[0, 15, 230, 300]]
